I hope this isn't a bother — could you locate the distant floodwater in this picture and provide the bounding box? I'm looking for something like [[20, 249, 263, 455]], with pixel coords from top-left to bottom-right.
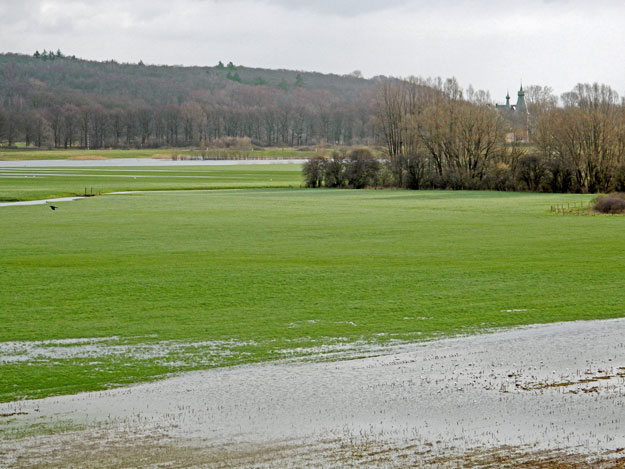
[[0, 158, 306, 168], [0, 196, 86, 207]]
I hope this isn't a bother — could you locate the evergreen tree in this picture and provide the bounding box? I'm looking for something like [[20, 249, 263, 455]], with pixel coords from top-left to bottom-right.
[[277, 79, 289, 92], [216, 61, 225, 69], [33, 50, 40, 58], [227, 71, 241, 83], [227, 61, 235, 70], [295, 73, 304, 87]]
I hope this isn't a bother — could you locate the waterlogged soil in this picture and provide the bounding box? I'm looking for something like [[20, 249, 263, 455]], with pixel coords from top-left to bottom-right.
[[2, 319, 625, 467]]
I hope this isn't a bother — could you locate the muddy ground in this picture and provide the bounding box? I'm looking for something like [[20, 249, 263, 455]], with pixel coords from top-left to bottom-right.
[[2, 319, 625, 467]]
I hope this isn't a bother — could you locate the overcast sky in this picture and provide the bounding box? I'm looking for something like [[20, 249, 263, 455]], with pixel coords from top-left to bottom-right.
[[1, 0, 624, 102]]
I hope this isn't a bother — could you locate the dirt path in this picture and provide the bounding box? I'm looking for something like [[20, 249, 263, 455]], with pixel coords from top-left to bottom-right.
[[3, 319, 625, 467]]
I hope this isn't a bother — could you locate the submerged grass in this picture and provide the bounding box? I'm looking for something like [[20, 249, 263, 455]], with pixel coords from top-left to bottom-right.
[[1, 187, 624, 402]]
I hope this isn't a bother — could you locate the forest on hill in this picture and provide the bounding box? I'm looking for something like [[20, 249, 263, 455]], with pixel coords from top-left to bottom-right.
[[0, 52, 378, 148]]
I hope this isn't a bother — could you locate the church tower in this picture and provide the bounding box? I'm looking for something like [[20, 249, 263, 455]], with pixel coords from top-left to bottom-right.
[[505, 91, 511, 109], [516, 85, 528, 113]]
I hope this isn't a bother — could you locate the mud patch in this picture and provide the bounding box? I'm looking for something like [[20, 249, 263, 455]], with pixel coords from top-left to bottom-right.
[[3, 431, 625, 468]]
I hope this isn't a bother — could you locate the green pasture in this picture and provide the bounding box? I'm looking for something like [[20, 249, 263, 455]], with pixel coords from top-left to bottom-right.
[[0, 148, 197, 160], [0, 147, 313, 161], [0, 165, 303, 201], [1, 185, 623, 403]]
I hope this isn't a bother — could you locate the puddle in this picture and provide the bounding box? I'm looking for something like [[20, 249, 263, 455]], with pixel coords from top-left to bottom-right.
[[0, 337, 254, 365]]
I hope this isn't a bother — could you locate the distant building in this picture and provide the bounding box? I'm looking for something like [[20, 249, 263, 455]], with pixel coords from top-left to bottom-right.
[[496, 85, 530, 142], [496, 85, 528, 114]]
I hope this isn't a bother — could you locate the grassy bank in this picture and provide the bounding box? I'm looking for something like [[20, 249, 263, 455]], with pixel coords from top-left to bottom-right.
[[1, 189, 623, 402]]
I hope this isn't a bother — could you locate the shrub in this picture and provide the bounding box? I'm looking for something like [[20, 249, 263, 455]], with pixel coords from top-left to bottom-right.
[[344, 148, 379, 188], [611, 165, 625, 192], [516, 155, 546, 192], [594, 193, 625, 214], [324, 152, 347, 188], [481, 162, 516, 191], [302, 155, 326, 188], [545, 157, 576, 193], [402, 153, 427, 190], [377, 163, 395, 188], [210, 137, 252, 150]]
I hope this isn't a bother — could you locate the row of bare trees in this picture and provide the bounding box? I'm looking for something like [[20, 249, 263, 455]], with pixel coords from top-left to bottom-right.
[[375, 77, 523, 190], [371, 79, 625, 193], [303, 80, 625, 194], [0, 101, 377, 149], [534, 83, 625, 193], [0, 53, 382, 149]]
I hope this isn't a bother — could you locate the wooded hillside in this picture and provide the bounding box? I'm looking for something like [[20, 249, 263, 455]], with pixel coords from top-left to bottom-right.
[[0, 53, 379, 148]]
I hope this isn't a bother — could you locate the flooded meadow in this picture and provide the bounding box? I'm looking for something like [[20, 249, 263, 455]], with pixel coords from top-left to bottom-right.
[[3, 319, 625, 467]]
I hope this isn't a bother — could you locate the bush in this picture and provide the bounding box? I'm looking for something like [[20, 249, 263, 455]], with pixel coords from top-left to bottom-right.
[[611, 165, 625, 192], [402, 153, 427, 190], [324, 152, 347, 188], [480, 162, 516, 191], [302, 149, 382, 189], [209, 137, 252, 150], [377, 163, 395, 188], [344, 148, 379, 188], [594, 193, 625, 214], [302, 155, 326, 188], [545, 157, 576, 193], [516, 155, 546, 192]]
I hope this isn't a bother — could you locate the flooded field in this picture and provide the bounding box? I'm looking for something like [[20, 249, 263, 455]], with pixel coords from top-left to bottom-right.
[[0, 196, 86, 207], [2, 319, 625, 467]]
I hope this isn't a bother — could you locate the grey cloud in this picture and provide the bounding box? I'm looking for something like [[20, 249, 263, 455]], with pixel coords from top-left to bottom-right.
[[229, 0, 413, 16], [1, 0, 625, 98]]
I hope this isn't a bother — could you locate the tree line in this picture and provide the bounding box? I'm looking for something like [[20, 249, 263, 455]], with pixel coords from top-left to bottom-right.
[[304, 79, 625, 194], [0, 100, 377, 149], [0, 53, 378, 149], [3, 53, 625, 194]]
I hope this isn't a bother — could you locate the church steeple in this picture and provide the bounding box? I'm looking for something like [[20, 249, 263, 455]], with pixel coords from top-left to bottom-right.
[[516, 83, 527, 113], [505, 91, 511, 108]]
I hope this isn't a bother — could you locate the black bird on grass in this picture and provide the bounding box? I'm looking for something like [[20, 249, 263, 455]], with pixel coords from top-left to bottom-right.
[[49, 205, 58, 210]]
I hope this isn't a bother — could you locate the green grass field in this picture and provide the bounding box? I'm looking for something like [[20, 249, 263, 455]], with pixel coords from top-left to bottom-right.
[[0, 165, 303, 201], [0, 148, 193, 160], [2, 172, 624, 402], [0, 147, 313, 161]]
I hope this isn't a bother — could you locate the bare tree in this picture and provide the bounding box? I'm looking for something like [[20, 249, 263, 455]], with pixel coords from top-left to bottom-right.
[[536, 83, 624, 192]]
